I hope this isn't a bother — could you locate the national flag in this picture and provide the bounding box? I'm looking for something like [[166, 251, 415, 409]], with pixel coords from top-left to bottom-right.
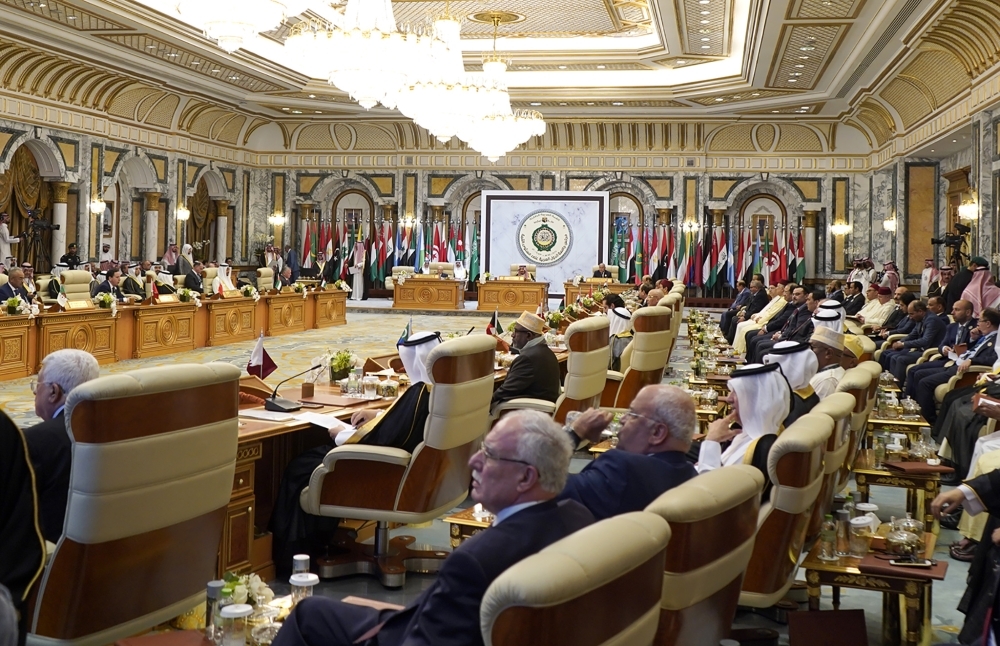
[[301, 221, 313, 270], [397, 317, 412, 344], [381, 221, 394, 282], [447, 221, 457, 264], [432, 223, 443, 264], [627, 225, 638, 284], [455, 237, 465, 264], [413, 221, 424, 270], [325, 221, 334, 264], [771, 228, 785, 283], [469, 220, 480, 280], [247, 332, 277, 379], [739, 229, 752, 283], [693, 227, 705, 287], [614, 216, 628, 283], [665, 226, 676, 279], [796, 229, 806, 283], [726, 226, 736, 288], [751, 230, 762, 278], [649, 225, 661, 279], [787, 230, 797, 285], [703, 225, 715, 290], [149, 281, 158, 300], [761, 229, 772, 285], [486, 309, 500, 336], [57, 283, 68, 308], [676, 229, 689, 285]]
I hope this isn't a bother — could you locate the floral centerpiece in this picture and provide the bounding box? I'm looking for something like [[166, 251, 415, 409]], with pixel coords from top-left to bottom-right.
[[572, 275, 583, 287], [580, 296, 596, 310], [545, 310, 563, 328], [222, 571, 274, 607], [190, 239, 213, 262], [177, 288, 202, 308], [332, 279, 350, 292], [4, 295, 38, 318], [479, 272, 491, 284], [563, 304, 581, 321], [95, 292, 115, 309], [240, 284, 261, 302], [328, 348, 360, 382]]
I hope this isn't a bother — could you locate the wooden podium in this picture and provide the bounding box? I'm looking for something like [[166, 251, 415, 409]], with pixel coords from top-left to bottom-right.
[[563, 281, 632, 303], [477, 280, 548, 313], [393, 277, 464, 310]]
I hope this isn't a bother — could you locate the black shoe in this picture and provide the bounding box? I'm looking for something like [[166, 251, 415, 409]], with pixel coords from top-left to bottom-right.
[[950, 540, 978, 562], [940, 507, 963, 530]]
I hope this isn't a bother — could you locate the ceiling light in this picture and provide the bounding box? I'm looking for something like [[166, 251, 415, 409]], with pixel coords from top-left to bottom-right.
[[700, 10, 710, 14], [530, 102, 541, 106], [587, 102, 594, 105], [176, 0, 309, 53], [800, 45, 815, 51], [715, 98, 724, 102], [281, 107, 289, 110], [210, 68, 221, 72], [67, 15, 76, 19], [801, 106, 809, 109], [699, 0, 710, 3], [700, 19, 709, 23], [701, 45, 711, 49], [190, 60, 201, 65], [308, 94, 316, 98], [89, 197, 106, 216], [146, 44, 157, 49], [176, 205, 190, 222], [788, 79, 798, 82], [596, 65, 606, 69], [229, 75, 240, 80], [751, 92, 760, 96], [772, 110, 780, 113], [315, 110, 322, 113], [959, 199, 979, 220], [612, 101, 623, 106], [166, 53, 178, 57], [790, 72, 802, 76], [952, 139, 957, 142], [795, 64, 804, 68], [701, 37, 710, 41], [800, 56, 810, 60], [558, 65, 567, 69], [830, 222, 852, 236], [291, 110, 302, 114], [559, 102, 567, 105], [930, 149, 935, 152]]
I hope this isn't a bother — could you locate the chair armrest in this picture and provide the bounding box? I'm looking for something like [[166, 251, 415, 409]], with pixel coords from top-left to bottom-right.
[[606, 370, 625, 382], [301, 445, 413, 514], [322, 444, 412, 468], [884, 334, 907, 346], [954, 366, 993, 390], [492, 398, 556, 419]]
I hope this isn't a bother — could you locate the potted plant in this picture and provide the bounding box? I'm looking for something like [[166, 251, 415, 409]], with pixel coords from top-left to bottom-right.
[[329, 349, 357, 382]]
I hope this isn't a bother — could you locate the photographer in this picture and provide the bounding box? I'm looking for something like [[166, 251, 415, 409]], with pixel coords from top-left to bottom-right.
[[0, 213, 18, 266]]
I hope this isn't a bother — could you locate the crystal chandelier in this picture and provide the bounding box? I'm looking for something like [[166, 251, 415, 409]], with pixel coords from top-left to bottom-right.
[[177, 0, 311, 53]]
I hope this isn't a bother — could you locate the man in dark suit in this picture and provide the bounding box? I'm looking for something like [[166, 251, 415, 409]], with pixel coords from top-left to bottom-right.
[[592, 262, 612, 278], [842, 280, 866, 315], [868, 290, 917, 345], [491, 311, 560, 413], [284, 245, 300, 281], [272, 410, 594, 646], [720, 279, 750, 335], [879, 300, 947, 382], [94, 267, 127, 302], [184, 260, 204, 292], [279, 266, 294, 287], [23, 349, 100, 542], [826, 279, 845, 303], [912, 308, 1000, 423], [725, 279, 768, 343], [0, 268, 29, 302], [904, 299, 976, 396], [747, 288, 821, 362], [745, 284, 804, 350], [558, 384, 697, 520]]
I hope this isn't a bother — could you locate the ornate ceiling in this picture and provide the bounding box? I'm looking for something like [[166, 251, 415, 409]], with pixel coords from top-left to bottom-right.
[[0, 0, 993, 156]]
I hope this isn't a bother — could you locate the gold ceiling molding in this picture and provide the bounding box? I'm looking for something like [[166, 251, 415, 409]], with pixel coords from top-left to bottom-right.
[[786, 0, 866, 20], [94, 34, 287, 94], [178, 100, 249, 145], [690, 89, 801, 106], [766, 24, 849, 90], [922, 0, 1000, 77], [854, 99, 895, 147], [472, 62, 650, 72], [511, 100, 686, 108], [243, 118, 270, 146], [648, 55, 723, 69], [706, 123, 826, 152], [675, 0, 731, 57], [0, 0, 128, 31], [745, 102, 826, 115]]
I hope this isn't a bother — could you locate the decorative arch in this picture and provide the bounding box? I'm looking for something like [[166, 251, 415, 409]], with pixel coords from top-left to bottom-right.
[[1, 135, 65, 179], [110, 151, 160, 192], [310, 174, 381, 209], [443, 174, 507, 217], [720, 178, 806, 220], [586, 177, 657, 220], [189, 165, 228, 199]]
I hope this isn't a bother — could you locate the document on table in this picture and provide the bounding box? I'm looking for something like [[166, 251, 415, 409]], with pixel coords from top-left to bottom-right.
[[294, 412, 357, 445], [239, 409, 296, 422]]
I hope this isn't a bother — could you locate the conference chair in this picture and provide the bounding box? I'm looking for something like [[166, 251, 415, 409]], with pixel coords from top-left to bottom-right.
[[59, 269, 95, 301], [430, 262, 453, 275], [200, 267, 218, 295], [385, 266, 414, 289], [491, 316, 610, 423], [601, 306, 672, 408], [834, 368, 874, 490], [300, 335, 496, 587], [26, 362, 241, 646], [507, 263, 537, 276], [662, 294, 682, 359], [805, 393, 855, 542], [873, 334, 908, 362], [35, 274, 54, 304], [857, 336, 876, 362], [0, 273, 6, 289], [256, 267, 274, 292], [480, 512, 670, 646], [739, 413, 832, 612], [645, 465, 765, 646]]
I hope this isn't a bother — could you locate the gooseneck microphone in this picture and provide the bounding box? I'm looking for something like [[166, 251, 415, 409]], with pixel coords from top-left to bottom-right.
[[264, 364, 322, 412]]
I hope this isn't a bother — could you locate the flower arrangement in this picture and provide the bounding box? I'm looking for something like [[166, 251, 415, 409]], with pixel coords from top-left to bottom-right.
[[95, 292, 114, 309], [331, 349, 359, 372], [222, 572, 274, 607], [563, 304, 581, 320], [580, 296, 596, 309], [572, 275, 583, 286], [240, 284, 261, 302], [190, 239, 212, 251], [293, 282, 307, 298], [480, 272, 491, 283], [333, 279, 350, 292], [4, 295, 38, 318], [177, 288, 203, 308], [545, 311, 563, 328]]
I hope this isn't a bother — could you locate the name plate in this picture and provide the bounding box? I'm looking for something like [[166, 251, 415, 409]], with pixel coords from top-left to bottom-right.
[[154, 294, 180, 304], [65, 299, 96, 311], [280, 286, 295, 294], [221, 290, 243, 299]]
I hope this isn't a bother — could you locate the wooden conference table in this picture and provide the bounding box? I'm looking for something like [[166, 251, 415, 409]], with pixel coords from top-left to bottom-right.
[[228, 348, 569, 580], [563, 280, 633, 304], [477, 280, 548, 313], [392, 277, 465, 310]]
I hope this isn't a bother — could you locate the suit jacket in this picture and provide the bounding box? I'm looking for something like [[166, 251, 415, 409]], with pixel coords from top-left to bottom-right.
[[0, 282, 28, 302], [780, 305, 814, 343], [558, 450, 696, 520], [184, 271, 203, 292], [23, 413, 69, 543], [886, 315, 915, 336], [279, 274, 294, 287], [491, 341, 561, 409], [375, 499, 595, 646], [744, 290, 769, 318], [761, 301, 797, 334], [901, 312, 947, 350], [939, 319, 976, 354], [967, 333, 998, 368], [843, 293, 866, 316], [592, 270, 612, 278], [880, 307, 907, 333], [828, 289, 845, 303], [0, 415, 44, 611], [95, 280, 126, 302], [731, 288, 751, 309]]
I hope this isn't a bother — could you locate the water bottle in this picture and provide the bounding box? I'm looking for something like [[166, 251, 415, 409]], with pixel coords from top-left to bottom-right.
[[819, 514, 837, 560]]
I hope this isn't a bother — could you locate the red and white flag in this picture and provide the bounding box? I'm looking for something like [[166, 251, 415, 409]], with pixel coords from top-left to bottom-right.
[[486, 309, 500, 336], [247, 332, 277, 379]]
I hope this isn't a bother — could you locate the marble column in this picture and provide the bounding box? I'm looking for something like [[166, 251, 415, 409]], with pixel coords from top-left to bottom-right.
[[143, 192, 161, 262], [214, 199, 230, 264], [49, 181, 70, 265], [298, 201, 313, 266], [804, 211, 818, 279]]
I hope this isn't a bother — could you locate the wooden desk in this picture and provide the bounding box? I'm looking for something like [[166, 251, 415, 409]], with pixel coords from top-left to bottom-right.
[[563, 281, 632, 303], [263, 291, 308, 337], [0, 314, 34, 379], [866, 415, 929, 448], [36, 308, 118, 366], [125, 302, 198, 359], [310, 289, 348, 328], [393, 277, 464, 310], [203, 297, 258, 347], [477, 280, 548, 313]]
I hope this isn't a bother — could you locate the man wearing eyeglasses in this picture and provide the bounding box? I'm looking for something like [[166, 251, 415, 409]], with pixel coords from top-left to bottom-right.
[[273, 410, 593, 646], [557, 384, 697, 520], [22, 349, 99, 543]]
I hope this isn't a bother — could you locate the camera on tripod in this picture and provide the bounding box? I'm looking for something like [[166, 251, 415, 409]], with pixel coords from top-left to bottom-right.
[[931, 222, 971, 249], [26, 210, 59, 233]]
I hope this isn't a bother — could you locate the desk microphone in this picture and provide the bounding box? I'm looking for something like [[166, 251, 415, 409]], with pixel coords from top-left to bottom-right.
[[265, 364, 322, 412]]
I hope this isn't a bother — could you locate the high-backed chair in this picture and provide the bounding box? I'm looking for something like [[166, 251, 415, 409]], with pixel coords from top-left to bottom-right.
[[857, 359, 881, 383], [430, 261, 453, 275], [60, 270, 94, 301], [805, 393, 855, 541], [873, 334, 908, 361], [200, 267, 218, 295], [256, 267, 274, 292], [645, 465, 765, 646], [739, 413, 832, 609], [0, 273, 7, 288], [301, 335, 496, 587], [480, 512, 670, 646], [27, 362, 241, 646], [601, 306, 672, 408], [662, 294, 682, 359], [386, 266, 414, 289], [491, 317, 610, 423], [508, 264, 537, 276], [857, 336, 876, 362], [36, 275, 54, 304]]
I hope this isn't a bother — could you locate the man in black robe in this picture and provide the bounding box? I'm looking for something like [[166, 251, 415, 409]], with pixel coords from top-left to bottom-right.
[[269, 331, 441, 576]]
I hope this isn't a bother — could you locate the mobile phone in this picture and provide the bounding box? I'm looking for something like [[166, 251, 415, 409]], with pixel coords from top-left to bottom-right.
[[298, 401, 325, 409], [889, 559, 933, 568]]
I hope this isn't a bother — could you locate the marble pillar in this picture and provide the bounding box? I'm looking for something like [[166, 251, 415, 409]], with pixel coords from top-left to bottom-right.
[[804, 211, 818, 279], [215, 199, 230, 264], [50, 181, 70, 264], [143, 192, 160, 262]]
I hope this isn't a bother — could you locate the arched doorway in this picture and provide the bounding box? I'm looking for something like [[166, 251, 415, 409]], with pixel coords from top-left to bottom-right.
[[327, 189, 373, 281], [0, 146, 54, 270], [185, 178, 216, 262], [737, 194, 789, 284], [610, 192, 642, 282]]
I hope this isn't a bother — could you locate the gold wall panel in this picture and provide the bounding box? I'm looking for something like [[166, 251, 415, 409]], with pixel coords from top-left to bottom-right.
[[644, 178, 672, 198], [0, 315, 32, 380], [775, 125, 823, 152], [756, 124, 776, 150], [429, 175, 458, 198], [569, 178, 593, 191], [792, 179, 820, 201], [708, 124, 755, 151], [832, 178, 848, 272], [906, 164, 936, 277], [297, 174, 323, 195], [710, 179, 739, 200], [56, 140, 77, 170], [504, 177, 530, 191], [145, 94, 180, 128], [897, 49, 970, 107], [354, 124, 396, 150], [787, 0, 865, 19], [364, 174, 395, 197]]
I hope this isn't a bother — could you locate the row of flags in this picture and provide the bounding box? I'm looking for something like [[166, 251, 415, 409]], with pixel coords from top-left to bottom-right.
[[300, 218, 482, 285], [609, 219, 807, 289]]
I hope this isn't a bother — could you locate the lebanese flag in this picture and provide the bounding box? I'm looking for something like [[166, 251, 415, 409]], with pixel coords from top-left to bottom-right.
[[247, 332, 277, 379]]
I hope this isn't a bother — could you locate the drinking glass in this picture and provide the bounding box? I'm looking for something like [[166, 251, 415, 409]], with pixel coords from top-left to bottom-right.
[[873, 437, 886, 470]]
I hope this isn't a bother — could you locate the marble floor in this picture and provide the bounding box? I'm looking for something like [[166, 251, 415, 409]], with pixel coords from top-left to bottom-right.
[[4, 299, 976, 643]]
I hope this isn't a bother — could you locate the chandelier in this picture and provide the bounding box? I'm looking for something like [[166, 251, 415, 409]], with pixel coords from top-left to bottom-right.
[[177, 0, 311, 53]]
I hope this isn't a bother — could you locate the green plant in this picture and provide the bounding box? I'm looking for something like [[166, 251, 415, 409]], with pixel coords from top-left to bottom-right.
[[331, 349, 356, 372]]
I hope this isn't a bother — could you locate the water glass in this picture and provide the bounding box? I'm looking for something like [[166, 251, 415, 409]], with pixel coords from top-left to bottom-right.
[[873, 437, 886, 470], [849, 517, 873, 557]]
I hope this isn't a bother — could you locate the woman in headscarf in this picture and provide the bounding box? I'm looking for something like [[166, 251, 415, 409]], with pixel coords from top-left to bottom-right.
[[764, 341, 820, 426], [176, 243, 194, 277], [607, 307, 632, 371], [961, 264, 1000, 317], [268, 331, 440, 575], [697, 362, 790, 480]]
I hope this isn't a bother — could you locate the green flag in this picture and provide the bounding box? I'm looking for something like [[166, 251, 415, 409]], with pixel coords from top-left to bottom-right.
[[469, 222, 480, 280]]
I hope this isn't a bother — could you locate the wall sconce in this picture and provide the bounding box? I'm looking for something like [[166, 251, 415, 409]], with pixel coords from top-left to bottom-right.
[[680, 220, 700, 233], [958, 199, 980, 221], [267, 213, 286, 226], [883, 218, 897, 232], [176, 205, 190, 222], [830, 221, 852, 236], [89, 197, 106, 216]]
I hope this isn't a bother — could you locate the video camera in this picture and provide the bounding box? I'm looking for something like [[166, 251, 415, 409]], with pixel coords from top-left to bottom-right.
[[26, 210, 59, 232], [931, 222, 971, 249]]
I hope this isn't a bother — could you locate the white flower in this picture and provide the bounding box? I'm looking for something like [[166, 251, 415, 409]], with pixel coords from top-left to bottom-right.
[[398, 276, 406, 284], [232, 584, 248, 604]]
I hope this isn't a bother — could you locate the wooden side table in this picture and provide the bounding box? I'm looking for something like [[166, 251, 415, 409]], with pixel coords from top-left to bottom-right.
[[442, 507, 491, 548], [865, 415, 929, 448], [854, 468, 942, 534]]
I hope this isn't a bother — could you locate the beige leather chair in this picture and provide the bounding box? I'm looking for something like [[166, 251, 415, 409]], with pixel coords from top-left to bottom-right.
[[492, 316, 610, 423], [35, 274, 54, 303], [27, 362, 241, 646], [645, 465, 765, 646], [508, 264, 537, 276], [256, 267, 274, 292], [936, 365, 992, 404], [385, 266, 414, 289], [835, 367, 875, 483], [873, 334, 907, 361], [857, 337, 877, 362], [429, 261, 452, 275], [662, 294, 682, 359], [602, 306, 672, 408], [60, 270, 95, 301], [0, 273, 7, 288], [480, 512, 670, 646], [301, 335, 496, 587], [739, 413, 832, 609], [805, 393, 855, 541], [200, 267, 218, 295]]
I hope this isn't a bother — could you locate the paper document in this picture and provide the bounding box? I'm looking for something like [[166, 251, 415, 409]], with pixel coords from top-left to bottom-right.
[[948, 351, 960, 361], [295, 411, 353, 433], [239, 409, 296, 422]]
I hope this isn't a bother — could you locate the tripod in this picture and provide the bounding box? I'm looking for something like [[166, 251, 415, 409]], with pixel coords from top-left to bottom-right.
[[23, 226, 51, 272]]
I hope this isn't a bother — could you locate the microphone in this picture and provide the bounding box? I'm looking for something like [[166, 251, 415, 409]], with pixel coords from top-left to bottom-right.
[[264, 364, 322, 412]]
